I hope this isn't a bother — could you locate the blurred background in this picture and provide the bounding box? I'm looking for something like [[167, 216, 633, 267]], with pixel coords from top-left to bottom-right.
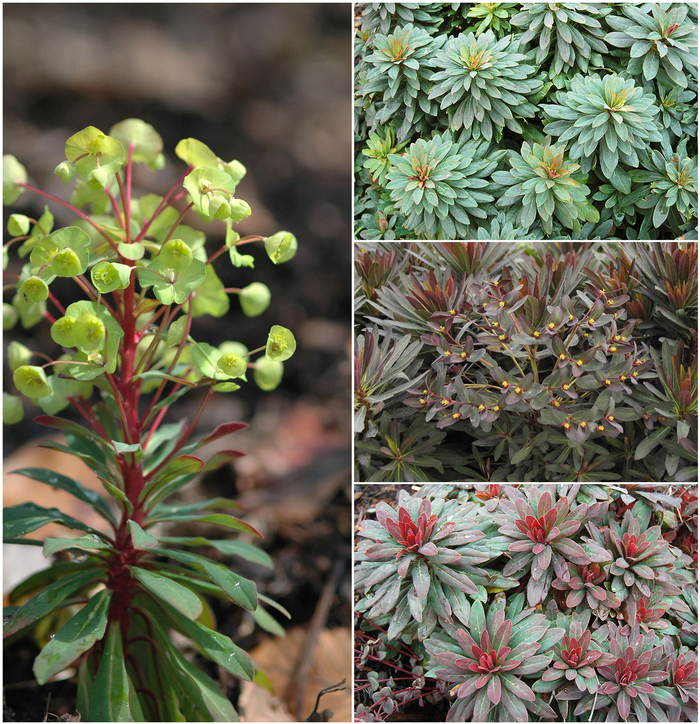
[[4, 4, 352, 721]]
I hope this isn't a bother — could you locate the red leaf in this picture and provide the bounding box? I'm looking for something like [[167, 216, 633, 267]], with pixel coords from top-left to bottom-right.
[[197, 421, 248, 448]]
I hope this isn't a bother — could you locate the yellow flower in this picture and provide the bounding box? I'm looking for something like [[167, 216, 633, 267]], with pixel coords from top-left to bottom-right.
[[493, 405, 500, 412], [563, 422, 570, 430], [498, 334, 506, 341], [588, 318, 596, 325], [548, 322, 555, 330], [563, 384, 569, 390], [515, 387, 522, 394], [568, 313, 574, 321], [604, 379, 611, 385], [452, 413, 461, 419], [607, 415, 615, 422], [499, 301, 505, 307], [419, 398, 427, 405], [552, 400, 560, 407], [559, 353, 566, 361], [598, 425, 605, 431], [442, 398, 450, 406], [461, 352, 467, 358], [576, 360, 583, 367], [533, 331, 540, 338], [478, 404, 486, 412], [502, 381, 509, 388], [609, 346, 617, 352], [581, 421, 587, 428]]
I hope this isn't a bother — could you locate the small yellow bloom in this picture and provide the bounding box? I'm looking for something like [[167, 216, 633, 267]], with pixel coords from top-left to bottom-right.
[[576, 360, 583, 367], [563, 384, 569, 390], [498, 334, 506, 341], [620, 375, 627, 381], [440, 325, 445, 331], [621, 336, 627, 341], [478, 404, 486, 412], [548, 322, 555, 330], [452, 413, 461, 419], [609, 346, 617, 352], [614, 335, 621, 341], [515, 387, 523, 394], [420, 398, 427, 405], [604, 379, 611, 385], [493, 405, 500, 412], [588, 318, 596, 325], [552, 400, 560, 407], [502, 381, 509, 388], [563, 422, 570, 430], [492, 321, 499, 327], [533, 331, 540, 338], [607, 299, 614, 305], [559, 353, 566, 361], [568, 313, 574, 321], [442, 398, 450, 406], [499, 301, 505, 307], [444, 350, 451, 356], [632, 371, 639, 378], [598, 425, 605, 431], [450, 309, 456, 315], [607, 415, 615, 422], [581, 421, 587, 428], [461, 352, 467, 358]]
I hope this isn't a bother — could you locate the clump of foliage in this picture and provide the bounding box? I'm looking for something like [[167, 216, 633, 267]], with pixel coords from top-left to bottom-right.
[[355, 483, 698, 722], [355, 2, 698, 239], [354, 241, 697, 483], [3, 120, 297, 720]]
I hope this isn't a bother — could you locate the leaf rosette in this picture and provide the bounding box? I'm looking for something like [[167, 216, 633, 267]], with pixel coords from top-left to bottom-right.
[[425, 593, 564, 722], [355, 489, 492, 640], [494, 485, 611, 606], [429, 30, 543, 141], [542, 73, 663, 192]]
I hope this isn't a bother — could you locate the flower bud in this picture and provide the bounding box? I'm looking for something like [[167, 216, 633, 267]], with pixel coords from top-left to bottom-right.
[[73, 313, 106, 351], [264, 231, 298, 264], [50, 247, 84, 277], [222, 159, 246, 185], [254, 357, 283, 391], [7, 214, 30, 236], [3, 303, 18, 330], [51, 316, 77, 348], [228, 199, 251, 223], [159, 239, 193, 271], [265, 325, 296, 362], [13, 364, 52, 398], [19, 276, 49, 304], [54, 160, 76, 184], [87, 167, 109, 191], [216, 352, 247, 379], [3, 393, 24, 424], [208, 196, 231, 220], [239, 282, 271, 317], [8, 341, 32, 372]]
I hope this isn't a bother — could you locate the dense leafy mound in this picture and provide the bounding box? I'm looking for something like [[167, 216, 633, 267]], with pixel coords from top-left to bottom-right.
[[355, 2, 698, 240], [354, 241, 697, 483], [355, 483, 698, 722]]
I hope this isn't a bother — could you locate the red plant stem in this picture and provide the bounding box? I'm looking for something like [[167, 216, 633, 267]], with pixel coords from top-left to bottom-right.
[[161, 202, 195, 243], [18, 182, 119, 252], [124, 146, 134, 242], [67, 395, 111, 443], [47, 290, 67, 315], [134, 166, 193, 244], [144, 382, 214, 482], [105, 185, 125, 229]]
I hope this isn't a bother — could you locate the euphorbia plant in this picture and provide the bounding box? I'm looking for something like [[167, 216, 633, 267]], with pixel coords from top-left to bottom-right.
[[3, 119, 297, 720]]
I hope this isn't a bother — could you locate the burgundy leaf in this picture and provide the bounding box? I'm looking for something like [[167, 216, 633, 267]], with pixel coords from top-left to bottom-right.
[[487, 675, 502, 705]]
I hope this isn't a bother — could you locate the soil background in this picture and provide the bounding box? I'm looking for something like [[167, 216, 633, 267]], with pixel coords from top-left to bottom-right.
[[3, 4, 353, 721]]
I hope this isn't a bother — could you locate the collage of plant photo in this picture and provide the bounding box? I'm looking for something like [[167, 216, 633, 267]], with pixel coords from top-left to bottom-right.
[[2, 3, 699, 724]]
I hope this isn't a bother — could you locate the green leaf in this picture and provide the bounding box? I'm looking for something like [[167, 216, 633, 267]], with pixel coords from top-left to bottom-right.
[[160, 549, 257, 611], [33, 589, 111, 685], [43, 535, 110, 558], [158, 536, 273, 568], [4, 502, 98, 539], [11, 466, 115, 523], [3, 154, 27, 205], [512, 445, 533, 464], [162, 600, 255, 682], [89, 622, 132, 721], [109, 119, 164, 170], [188, 264, 230, 318], [634, 426, 671, 460], [250, 605, 285, 637], [4, 568, 103, 637], [127, 520, 159, 549], [148, 512, 262, 538], [117, 241, 144, 260], [129, 567, 203, 620]]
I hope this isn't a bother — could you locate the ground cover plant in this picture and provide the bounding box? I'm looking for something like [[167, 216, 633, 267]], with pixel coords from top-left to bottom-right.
[[354, 241, 697, 482], [354, 482, 698, 722], [3, 120, 297, 720], [354, 2, 698, 240]]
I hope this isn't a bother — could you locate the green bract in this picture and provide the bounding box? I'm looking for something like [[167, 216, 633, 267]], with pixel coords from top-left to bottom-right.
[[264, 231, 297, 265], [50, 316, 76, 348], [493, 137, 599, 235], [3, 393, 24, 424], [91, 261, 132, 293], [253, 357, 284, 391], [265, 325, 296, 362], [18, 276, 49, 304], [3, 154, 27, 205], [159, 238, 193, 271], [239, 282, 271, 317], [13, 364, 52, 398], [64, 126, 125, 176], [72, 313, 106, 352], [183, 167, 250, 223], [109, 118, 165, 171], [429, 30, 543, 141], [542, 74, 663, 191], [8, 213, 30, 236], [31, 226, 91, 280]]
